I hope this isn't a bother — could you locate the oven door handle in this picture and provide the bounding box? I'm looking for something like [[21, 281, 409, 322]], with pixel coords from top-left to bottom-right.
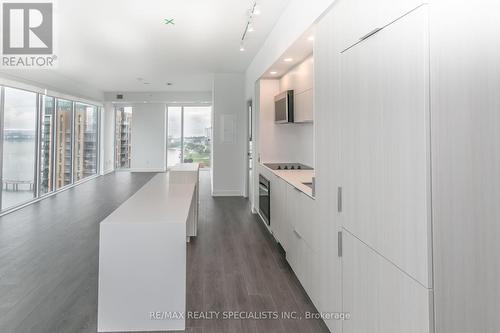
[[259, 183, 269, 193]]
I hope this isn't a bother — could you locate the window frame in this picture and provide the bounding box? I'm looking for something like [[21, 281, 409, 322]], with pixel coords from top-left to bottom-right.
[[0, 84, 101, 214], [166, 104, 212, 170]]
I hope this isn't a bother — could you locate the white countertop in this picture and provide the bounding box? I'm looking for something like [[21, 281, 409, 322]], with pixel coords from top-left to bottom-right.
[[261, 164, 315, 199], [101, 172, 195, 224]]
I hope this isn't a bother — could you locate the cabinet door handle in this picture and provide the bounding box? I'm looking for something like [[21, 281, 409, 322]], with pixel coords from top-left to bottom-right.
[[337, 187, 343, 213], [359, 27, 382, 41], [293, 228, 302, 239], [338, 231, 343, 257]]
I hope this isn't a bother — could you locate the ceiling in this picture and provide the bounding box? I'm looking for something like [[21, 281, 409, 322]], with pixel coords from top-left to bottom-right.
[[0, 0, 291, 95], [261, 26, 315, 80]]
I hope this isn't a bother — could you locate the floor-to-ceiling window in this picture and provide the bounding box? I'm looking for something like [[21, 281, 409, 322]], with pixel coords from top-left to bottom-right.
[[1, 87, 37, 210], [167, 107, 182, 168], [74, 103, 98, 181], [55, 99, 73, 189], [0, 85, 101, 213], [114, 107, 132, 169], [183, 106, 212, 168], [167, 105, 212, 169], [39, 96, 55, 195]]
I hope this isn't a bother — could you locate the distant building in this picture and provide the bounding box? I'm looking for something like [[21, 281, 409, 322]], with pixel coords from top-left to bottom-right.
[[115, 108, 132, 168], [56, 108, 72, 188]]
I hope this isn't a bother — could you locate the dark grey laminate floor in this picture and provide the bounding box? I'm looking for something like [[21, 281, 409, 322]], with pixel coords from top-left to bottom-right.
[[187, 173, 329, 333], [0, 171, 329, 333]]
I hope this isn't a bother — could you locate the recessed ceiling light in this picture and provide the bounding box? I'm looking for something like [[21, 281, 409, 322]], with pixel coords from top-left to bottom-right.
[[284, 58, 293, 62], [270, 71, 278, 75], [240, 45, 245, 52], [248, 24, 254, 32], [166, 82, 173, 86], [254, 6, 261, 16], [143, 82, 150, 85], [308, 36, 315, 41]]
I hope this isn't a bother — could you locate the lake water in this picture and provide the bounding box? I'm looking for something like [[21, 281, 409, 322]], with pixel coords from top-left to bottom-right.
[[2, 139, 36, 209]]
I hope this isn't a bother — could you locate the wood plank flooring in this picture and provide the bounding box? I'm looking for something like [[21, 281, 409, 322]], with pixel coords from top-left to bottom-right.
[[0, 171, 329, 333]]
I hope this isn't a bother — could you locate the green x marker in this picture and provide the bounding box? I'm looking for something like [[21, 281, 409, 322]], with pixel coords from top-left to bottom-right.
[[164, 19, 175, 25]]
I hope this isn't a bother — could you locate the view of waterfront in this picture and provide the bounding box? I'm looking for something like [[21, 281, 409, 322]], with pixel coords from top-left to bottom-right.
[[0, 87, 100, 212], [2, 136, 36, 209], [167, 106, 212, 168]]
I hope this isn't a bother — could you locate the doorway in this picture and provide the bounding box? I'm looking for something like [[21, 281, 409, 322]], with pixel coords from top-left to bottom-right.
[[245, 100, 253, 199]]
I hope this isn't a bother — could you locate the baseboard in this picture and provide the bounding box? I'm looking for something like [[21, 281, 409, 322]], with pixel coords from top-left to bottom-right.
[[128, 168, 166, 173], [103, 168, 115, 175], [211, 190, 244, 197]]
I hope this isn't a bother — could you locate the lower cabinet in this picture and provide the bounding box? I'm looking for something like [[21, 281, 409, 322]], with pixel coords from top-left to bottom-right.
[[289, 229, 314, 298], [342, 231, 433, 333], [283, 183, 316, 302], [270, 175, 288, 251], [268, 174, 319, 304]]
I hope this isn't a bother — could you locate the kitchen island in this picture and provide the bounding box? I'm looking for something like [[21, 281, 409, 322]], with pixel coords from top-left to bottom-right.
[[97, 171, 197, 332]]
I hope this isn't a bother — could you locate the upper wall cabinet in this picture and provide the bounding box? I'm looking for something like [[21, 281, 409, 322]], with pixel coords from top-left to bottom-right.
[[280, 56, 314, 123], [338, 0, 426, 51], [294, 89, 313, 123], [340, 5, 431, 288]]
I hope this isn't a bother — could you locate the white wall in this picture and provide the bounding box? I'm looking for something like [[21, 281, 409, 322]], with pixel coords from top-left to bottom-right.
[[212, 73, 246, 196], [130, 103, 166, 172], [103, 91, 212, 104], [252, 55, 315, 212], [100, 91, 214, 175], [258, 79, 314, 167], [102, 102, 116, 174]]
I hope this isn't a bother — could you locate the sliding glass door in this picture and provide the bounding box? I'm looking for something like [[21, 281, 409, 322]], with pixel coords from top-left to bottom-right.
[[1, 87, 37, 210], [167, 106, 212, 169]]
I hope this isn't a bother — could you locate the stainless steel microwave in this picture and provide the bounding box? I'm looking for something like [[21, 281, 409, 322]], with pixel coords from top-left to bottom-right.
[[274, 90, 294, 123]]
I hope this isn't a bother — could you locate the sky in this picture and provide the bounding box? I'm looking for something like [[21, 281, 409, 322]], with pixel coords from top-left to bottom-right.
[[168, 106, 211, 138], [3, 87, 37, 131]]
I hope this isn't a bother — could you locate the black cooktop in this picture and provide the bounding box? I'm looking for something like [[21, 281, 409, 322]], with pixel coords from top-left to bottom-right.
[[263, 163, 313, 171]]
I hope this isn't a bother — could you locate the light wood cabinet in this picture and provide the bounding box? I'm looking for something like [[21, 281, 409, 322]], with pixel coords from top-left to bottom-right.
[[270, 173, 288, 251], [311, 0, 499, 332], [337, 0, 425, 51], [294, 89, 313, 123], [340, 5, 432, 288], [283, 183, 317, 300], [280, 55, 314, 123], [342, 231, 432, 333]]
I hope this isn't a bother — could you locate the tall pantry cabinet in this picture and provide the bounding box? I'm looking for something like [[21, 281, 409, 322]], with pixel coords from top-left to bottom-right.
[[314, 0, 500, 332]]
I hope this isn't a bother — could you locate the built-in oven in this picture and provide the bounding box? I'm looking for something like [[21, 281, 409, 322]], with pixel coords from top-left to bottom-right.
[[259, 174, 270, 225]]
